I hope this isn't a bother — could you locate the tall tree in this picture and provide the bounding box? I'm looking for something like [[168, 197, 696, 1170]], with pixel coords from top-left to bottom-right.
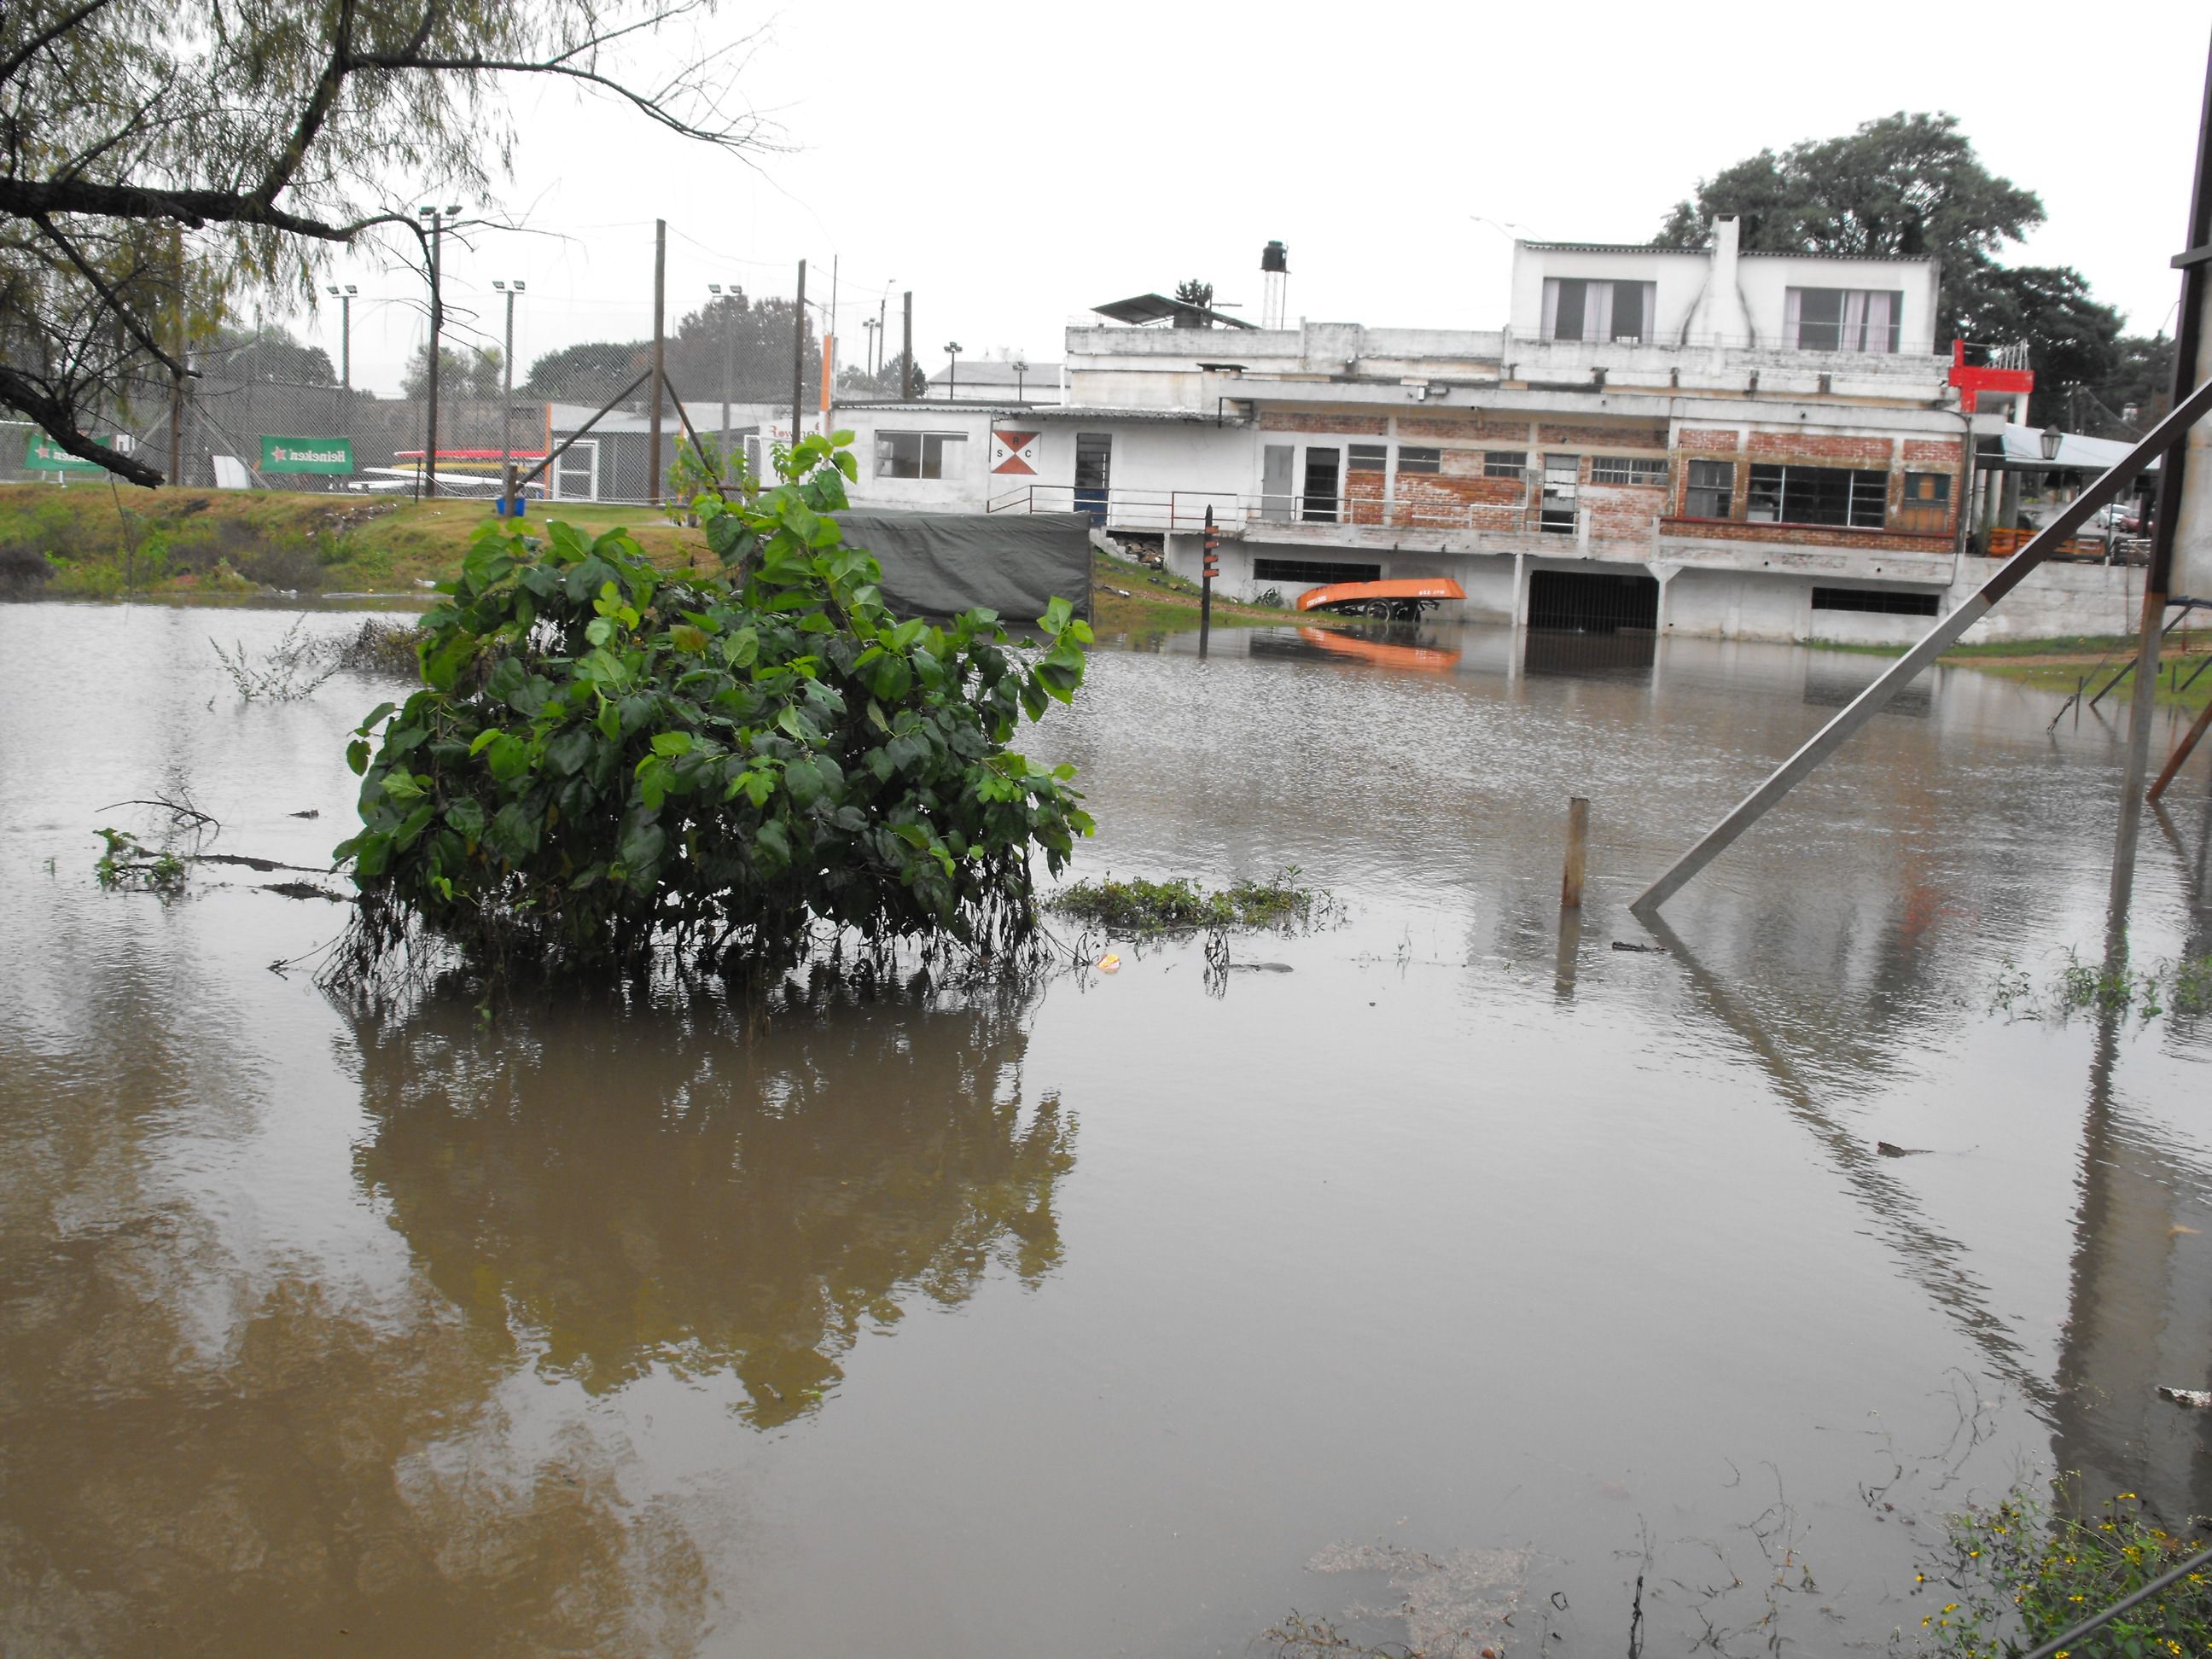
[[201, 325, 337, 386], [660, 290, 820, 405], [403, 342, 503, 401], [0, 3, 771, 485], [521, 340, 650, 403], [1656, 111, 2121, 416]]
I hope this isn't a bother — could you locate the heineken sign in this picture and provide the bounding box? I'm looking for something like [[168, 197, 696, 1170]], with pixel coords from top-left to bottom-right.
[[259, 435, 353, 474], [26, 436, 113, 472]]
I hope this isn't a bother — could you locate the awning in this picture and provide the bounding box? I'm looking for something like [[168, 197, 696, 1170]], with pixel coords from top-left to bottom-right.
[[1997, 425, 2158, 472]]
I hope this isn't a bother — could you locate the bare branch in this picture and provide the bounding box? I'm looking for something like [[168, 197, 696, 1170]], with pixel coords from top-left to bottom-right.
[[27, 211, 183, 375]]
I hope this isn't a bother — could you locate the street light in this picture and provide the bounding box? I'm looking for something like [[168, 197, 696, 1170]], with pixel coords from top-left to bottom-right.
[[492, 279, 526, 512], [1011, 353, 1028, 404], [2040, 422, 2064, 463], [943, 341, 962, 400], [416, 203, 461, 498]]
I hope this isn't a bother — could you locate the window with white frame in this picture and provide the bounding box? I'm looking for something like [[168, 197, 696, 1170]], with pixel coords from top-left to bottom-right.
[[1786, 288, 1903, 353], [1588, 456, 1668, 486], [1395, 445, 1441, 474], [1542, 278, 1659, 344], [1683, 459, 1735, 519], [1347, 443, 1388, 473], [1746, 463, 1888, 528], [1484, 451, 1527, 478], [874, 430, 968, 479]]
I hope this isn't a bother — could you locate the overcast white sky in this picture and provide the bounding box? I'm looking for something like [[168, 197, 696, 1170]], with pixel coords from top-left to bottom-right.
[[306, 0, 2210, 397]]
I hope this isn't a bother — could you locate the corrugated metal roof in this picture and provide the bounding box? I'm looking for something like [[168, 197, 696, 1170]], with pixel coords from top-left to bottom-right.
[[1028, 405, 1224, 423], [1521, 239, 1934, 265]]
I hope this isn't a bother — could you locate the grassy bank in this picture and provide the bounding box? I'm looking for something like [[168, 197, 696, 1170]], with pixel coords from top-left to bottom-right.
[[1808, 630, 2212, 711], [0, 485, 1330, 637]]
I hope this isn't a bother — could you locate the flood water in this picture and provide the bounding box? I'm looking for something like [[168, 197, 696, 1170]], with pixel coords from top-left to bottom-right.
[[5, 602, 2212, 1656]]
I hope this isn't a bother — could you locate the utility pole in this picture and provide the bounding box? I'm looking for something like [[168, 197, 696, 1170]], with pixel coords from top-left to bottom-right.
[[649, 218, 667, 504], [492, 279, 524, 513], [877, 288, 890, 377], [790, 258, 807, 447], [417, 203, 458, 498], [827, 255, 839, 412], [2114, 35, 2212, 910], [901, 290, 913, 399], [168, 227, 185, 486], [708, 283, 735, 460]]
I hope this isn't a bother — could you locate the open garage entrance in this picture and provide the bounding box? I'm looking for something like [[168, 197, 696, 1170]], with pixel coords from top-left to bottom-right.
[[1527, 568, 1659, 633]]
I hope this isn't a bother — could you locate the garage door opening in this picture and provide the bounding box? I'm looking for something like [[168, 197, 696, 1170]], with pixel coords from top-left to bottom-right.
[[1527, 569, 1659, 634]]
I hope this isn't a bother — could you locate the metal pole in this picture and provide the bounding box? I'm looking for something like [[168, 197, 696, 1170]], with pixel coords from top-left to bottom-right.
[[649, 218, 667, 505], [827, 255, 838, 405], [791, 258, 806, 446], [1562, 797, 1590, 909], [901, 290, 913, 399], [1199, 504, 1214, 658], [2124, 35, 2212, 868], [500, 286, 515, 515], [423, 210, 442, 499], [719, 297, 732, 457], [877, 293, 888, 376], [1632, 374, 2212, 917]]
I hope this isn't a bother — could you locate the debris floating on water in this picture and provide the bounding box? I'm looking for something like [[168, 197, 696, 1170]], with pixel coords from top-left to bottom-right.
[[1877, 1141, 1931, 1157], [1096, 953, 1121, 975], [1610, 940, 1662, 953], [2157, 1386, 2212, 1407]]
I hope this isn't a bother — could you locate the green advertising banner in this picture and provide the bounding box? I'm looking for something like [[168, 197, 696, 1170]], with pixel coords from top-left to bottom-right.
[[26, 436, 112, 472], [259, 435, 353, 474]]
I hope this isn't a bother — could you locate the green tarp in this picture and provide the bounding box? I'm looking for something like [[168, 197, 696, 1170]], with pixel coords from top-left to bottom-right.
[[834, 510, 1092, 625]]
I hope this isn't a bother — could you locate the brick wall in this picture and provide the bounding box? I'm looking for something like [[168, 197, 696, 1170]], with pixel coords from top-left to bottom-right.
[[1395, 471, 1525, 527], [1537, 422, 1667, 449], [1660, 516, 1950, 553], [1398, 414, 1532, 442], [1679, 427, 1743, 451], [1259, 411, 1387, 435], [1902, 438, 1963, 465], [1345, 468, 1387, 524], [1745, 432, 1895, 466], [1586, 484, 1666, 541]]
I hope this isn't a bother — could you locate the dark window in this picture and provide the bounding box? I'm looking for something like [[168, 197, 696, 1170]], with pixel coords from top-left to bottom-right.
[[1528, 569, 1659, 633], [1252, 557, 1382, 586], [1746, 463, 1888, 529], [1589, 456, 1667, 486], [1812, 586, 1939, 615], [1895, 470, 1952, 534], [1544, 278, 1657, 343], [1396, 445, 1441, 474], [1348, 443, 1388, 473], [1550, 278, 1586, 341], [1484, 451, 1527, 478], [875, 431, 968, 480], [1074, 432, 1112, 490], [1685, 459, 1734, 519], [1612, 281, 1645, 346]]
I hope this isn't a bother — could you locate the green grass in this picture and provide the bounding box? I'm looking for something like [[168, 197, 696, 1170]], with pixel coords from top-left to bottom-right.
[[1051, 870, 1332, 934]]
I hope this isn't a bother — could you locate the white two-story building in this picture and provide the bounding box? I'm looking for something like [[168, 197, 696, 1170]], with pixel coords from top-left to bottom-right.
[[828, 220, 2128, 644]]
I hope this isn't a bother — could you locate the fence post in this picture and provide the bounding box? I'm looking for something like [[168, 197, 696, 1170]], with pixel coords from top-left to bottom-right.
[[649, 218, 667, 507], [1562, 796, 1590, 909]]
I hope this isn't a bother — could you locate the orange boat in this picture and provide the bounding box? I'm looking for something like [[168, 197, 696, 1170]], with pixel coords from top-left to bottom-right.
[[1294, 576, 1465, 620], [1297, 627, 1461, 672]]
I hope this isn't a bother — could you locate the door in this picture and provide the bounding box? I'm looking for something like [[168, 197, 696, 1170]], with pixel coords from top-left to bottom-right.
[[1074, 432, 1112, 525], [1301, 446, 1340, 523], [554, 437, 600, 501], [1260, 444, 1295, 521], [1540, 452, 1579, 534]]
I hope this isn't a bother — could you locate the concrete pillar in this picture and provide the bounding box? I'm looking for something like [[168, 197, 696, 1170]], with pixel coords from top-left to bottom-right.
[[2000, 468, 2022, 539]]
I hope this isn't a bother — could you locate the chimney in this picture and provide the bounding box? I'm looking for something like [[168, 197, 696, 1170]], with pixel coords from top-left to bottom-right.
[[1697, 213, 1753, 346]]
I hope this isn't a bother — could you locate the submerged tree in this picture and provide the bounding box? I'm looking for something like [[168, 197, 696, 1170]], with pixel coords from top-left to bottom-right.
[[0, 2, 772, 485], [335, 432, 1093, 975]]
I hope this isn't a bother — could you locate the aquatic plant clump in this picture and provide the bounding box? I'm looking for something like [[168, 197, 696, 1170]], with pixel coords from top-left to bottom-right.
[[1918, 1487, 2212, 1657], [1051, 869, 1331, 934], [334, 432, 1093, 974]]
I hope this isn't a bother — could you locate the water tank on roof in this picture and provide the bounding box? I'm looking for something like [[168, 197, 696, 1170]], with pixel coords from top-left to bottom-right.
[[1260, 240, 1288, 274]]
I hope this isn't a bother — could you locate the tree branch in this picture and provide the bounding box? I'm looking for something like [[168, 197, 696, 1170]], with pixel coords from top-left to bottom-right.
[[0, 0, 119, 87], [0, 362, 163, 486], [249, 0, 358, 208], [27, 212, 183, 375]]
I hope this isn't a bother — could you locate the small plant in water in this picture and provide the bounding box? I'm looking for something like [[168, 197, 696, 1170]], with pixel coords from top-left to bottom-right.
[[1916, 1484, 2212, 1657], [1051, 868, 1334, 934], [212, 616, 341, 702], [1989, 946, 2212, 1026], [93, 827, 188, 895]]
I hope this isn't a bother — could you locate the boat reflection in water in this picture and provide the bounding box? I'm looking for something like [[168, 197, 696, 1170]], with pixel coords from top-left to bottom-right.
[[1295, 625, 1463, 674]]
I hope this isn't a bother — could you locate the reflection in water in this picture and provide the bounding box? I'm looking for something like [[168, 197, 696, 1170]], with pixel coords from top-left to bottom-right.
[[352, 969, 1074, 1424], [0, 1038, 711, 1655], [1292, 626, 1462, 673], [1521, 629, 1656, 680]]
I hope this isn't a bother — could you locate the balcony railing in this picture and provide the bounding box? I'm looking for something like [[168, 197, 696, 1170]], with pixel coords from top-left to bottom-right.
[[985, 481, 1565, 538]]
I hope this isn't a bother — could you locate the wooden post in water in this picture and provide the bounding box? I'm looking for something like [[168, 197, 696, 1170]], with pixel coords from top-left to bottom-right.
[[1561, 796, 1590, 909], [1199, 504, 1219, 658]]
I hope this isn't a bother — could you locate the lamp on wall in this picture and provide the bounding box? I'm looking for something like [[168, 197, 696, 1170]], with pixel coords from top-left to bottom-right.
[[2040, 423, 2064, 462]]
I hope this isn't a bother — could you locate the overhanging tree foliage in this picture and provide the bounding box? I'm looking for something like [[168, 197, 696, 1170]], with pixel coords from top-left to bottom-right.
[[1656, 111, 2128, 418], [335, 432, 1094, 975], [0, 2, 770, 485]]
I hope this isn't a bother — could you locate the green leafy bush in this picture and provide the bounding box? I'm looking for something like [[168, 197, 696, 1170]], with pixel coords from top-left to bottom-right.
[[335, 431, 1093, 972], [1051, 869, 1329, 934], [1919, 1487, 2212, 1657]]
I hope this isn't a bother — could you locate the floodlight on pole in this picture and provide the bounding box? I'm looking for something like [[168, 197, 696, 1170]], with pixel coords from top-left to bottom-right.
[[708, 282, 738, 457], [495, 277, 524, 514], [944, 341, 961, 400]]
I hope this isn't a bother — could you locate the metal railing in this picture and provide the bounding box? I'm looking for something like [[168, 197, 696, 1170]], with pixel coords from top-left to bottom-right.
[[985, 481, 1557, 538]]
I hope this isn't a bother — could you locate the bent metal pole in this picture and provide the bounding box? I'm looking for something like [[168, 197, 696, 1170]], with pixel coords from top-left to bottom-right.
[[1631, 374, 2212, 918]]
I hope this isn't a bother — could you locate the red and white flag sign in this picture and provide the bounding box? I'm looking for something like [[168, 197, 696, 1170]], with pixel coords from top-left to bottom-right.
[[990, 429, 1040, 474]]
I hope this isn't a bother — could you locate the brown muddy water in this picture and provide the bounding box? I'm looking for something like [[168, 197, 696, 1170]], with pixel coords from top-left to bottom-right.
[[4, 602, 2212, 1656]]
